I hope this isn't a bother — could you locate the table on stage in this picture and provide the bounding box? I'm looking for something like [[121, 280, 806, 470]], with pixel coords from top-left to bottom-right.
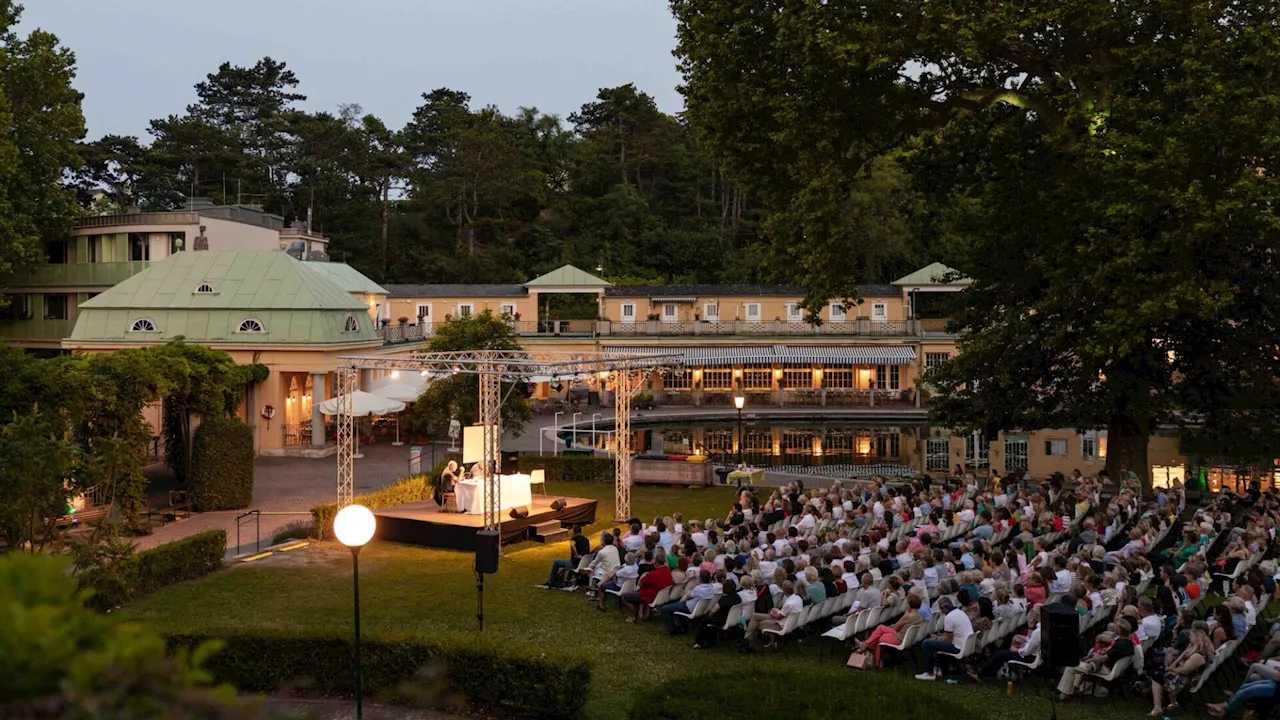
[[455, 473, 534, 515]]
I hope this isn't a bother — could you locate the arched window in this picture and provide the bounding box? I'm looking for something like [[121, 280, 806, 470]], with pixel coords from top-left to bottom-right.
[[129, 318, 157, 333], [343, 314, 359, 332], [194, 283, 215, 294], [236, 318, 265, 333]]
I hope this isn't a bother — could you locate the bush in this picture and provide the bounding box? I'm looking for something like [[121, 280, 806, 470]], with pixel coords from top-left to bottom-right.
[[270, 519, 316, 544], [189, 417, 254, 511], [78, 529, 226, 610], [627, 669, 977, 720], [168, 631, 592, 720], [516, 455, 614, 483], [311, 467, 442, 541]]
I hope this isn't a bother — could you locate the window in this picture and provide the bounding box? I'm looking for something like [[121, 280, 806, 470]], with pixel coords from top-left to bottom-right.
[[0, 294, 29, 321], [874, 364, 899, 390], [875, 433, 900, 459], [662, 303, 678, 322], [88, 235, 104, 263], [45, 240, 68, 264], [169, 232, 186, 254], [194, 283, 215, 294], [781, 368, 810, 389], [415, 303, 432, 321], [1005, 435, 1029, 470], [926, 438, 951, 471], [663, 369, 691, 389], [703, 302, 719, 322], [744, 302, 762, 322], [457, 303, 474, 318], [965, 431, 989, 469], [500, 303, 517, 319], [1044, 438, 1069, 456], [128, 233, 149, 261], [876, 364, 885, 389], [824, 368, 853, 389], [829, 303, 846, 323], [236, 318, 265, 333], [44, 294, 68, 320], [742, 367, 772, 390], [890, 365, 900, 390], [621, 303, 636, 320], [871, 302, 888, 322], [1081, 430, 1108, 461], [702, 369, 732, 389], [343, 314, 359, 332], [786, 302, 802, 323], [129, 318, 157, 333], [925, 352, 951, 370]]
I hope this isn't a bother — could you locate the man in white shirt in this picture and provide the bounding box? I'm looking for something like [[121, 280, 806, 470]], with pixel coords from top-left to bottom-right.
[[1136, 597, 1163, 642], [957, 501, 976, 524], [622, 523, 645, 554], [918, 597, 973, 679], [1049, 556, 1074, 594], [585, 535, 621, 596], [796, 506, 817, 533], [979, 606, 1042, 678], [690, 521, 708, 549], [850, 573, 882, 613], [660, 569, 717, 634], [759, 549, 777, 578], [745, 580, 802, 645]]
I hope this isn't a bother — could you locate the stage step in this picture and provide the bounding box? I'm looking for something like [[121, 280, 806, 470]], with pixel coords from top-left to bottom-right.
[[532, 519, 564, 535], [534, 528, 570, 543]]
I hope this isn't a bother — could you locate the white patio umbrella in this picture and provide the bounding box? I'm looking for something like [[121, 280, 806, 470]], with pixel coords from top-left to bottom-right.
[[317, 390, 406, 458], [370, 380, 430, 445]]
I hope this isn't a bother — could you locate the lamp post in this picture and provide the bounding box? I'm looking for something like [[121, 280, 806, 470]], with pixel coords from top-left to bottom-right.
[[733, 393, 745, 468], [334, 505, 377, 720], [592, 412, 603, 448], [572, 411, 583, 448]]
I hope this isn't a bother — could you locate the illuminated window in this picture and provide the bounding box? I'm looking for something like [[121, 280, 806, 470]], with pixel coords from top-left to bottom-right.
[[702, 369, 732, 389], [663, 369, 691, 390], [742, 367, 772, 390]]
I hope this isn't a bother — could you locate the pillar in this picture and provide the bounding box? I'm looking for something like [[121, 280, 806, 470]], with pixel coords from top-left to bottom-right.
[[311, 371, 327, 446]]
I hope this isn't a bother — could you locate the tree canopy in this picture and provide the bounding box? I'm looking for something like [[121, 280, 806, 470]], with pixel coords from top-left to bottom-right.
[[672, 0, 1280, 487]]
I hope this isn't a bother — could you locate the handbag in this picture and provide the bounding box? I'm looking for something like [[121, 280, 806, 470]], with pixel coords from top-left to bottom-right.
[[846, 651, 873, 669]]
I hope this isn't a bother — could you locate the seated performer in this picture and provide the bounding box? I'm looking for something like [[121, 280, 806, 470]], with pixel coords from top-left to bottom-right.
[[435, 460, 458, 509]]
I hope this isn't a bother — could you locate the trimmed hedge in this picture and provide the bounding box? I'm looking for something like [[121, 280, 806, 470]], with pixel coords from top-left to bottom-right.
[[516, 455, 614, 482], [627, 669, 977, 719], [82, 530, 226, 610], [189, 417, 254, 511], [168, 631, 591, 720], [310, 464, 446, 540]]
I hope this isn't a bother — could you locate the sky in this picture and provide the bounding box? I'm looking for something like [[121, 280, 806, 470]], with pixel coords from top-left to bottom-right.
[[20, 0, 685, 140]]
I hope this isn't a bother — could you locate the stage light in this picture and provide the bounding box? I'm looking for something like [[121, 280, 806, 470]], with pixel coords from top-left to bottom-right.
[[335, 504, 376, 548], [420, 370, 429, 377], [391, 370, 400, 379]]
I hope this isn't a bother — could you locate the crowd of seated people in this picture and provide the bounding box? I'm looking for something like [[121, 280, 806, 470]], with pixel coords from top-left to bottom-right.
[[549, 468, 1280, 710]]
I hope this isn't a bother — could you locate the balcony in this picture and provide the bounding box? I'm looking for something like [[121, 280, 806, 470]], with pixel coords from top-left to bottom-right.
[[8, 261, 151, 289], [0, 317, 75, 343]]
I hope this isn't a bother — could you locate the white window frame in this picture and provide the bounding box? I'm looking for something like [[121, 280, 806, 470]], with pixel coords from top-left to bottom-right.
[[1004, 435, 1029, 470], [129, 318, 157, 333], [829, 302, 846, 323], [415, 303, 432, 322], [744, 302, 762, 322], [871, 302, 888, 322], [236, 318, 266, 333], [343, 314, 360, 333], [926, 438, 951, 471], [703, 302, 719, 322], [1081, 430, 1107, 461], [965, 431, 989, 469], [925, 352, 951, 370], [456, 303, 474, 319], [621, 302, 636, 321], [662, 303, 678, 323], [1044, 438, 1069, 457], [500, 303, 517, 319], [786, 302, 802, 323], [194, 283, 215, 295]]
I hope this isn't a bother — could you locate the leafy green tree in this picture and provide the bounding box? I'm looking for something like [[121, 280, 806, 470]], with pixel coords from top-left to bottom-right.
[[406, 311, 531, 438], [672, 0, 1280, 488], [0, 553, 272, 719], [0, 0, 85, 291], [0, 409, 80, 551]]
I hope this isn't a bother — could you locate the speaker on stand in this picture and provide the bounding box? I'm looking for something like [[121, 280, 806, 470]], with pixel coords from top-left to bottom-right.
[[474, 530, 500, 632]]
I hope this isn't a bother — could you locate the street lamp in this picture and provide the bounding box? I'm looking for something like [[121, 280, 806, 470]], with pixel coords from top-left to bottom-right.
[[572, 411, 583, 448], [592, 412, 603, 448], [334, 505, 377, 720], [733, 393, 745, 468]]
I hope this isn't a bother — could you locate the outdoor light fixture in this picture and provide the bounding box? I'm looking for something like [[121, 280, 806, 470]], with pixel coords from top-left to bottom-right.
[[733, 394, 746, 467], [334, 504, 376, 720], [733, 395, 746, 411], [391, 370, 400, 379]]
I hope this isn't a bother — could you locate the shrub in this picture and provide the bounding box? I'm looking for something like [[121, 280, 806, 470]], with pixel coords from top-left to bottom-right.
[[189, 417, 254, 511], [517, 455, 614, 482], [627, 669, 977, 720], [310, 465, 445, 541], [167, 631, 592, 720], [78, 529, 226, 610], [270, 519, 316, 544]]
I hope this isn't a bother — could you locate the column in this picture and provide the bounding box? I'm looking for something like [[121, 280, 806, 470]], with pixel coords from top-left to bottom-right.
[[311, 372, 327, 446]]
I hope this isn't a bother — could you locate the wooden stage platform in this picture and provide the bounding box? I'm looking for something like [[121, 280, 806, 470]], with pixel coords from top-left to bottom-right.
[[373, 496, 598, 550]]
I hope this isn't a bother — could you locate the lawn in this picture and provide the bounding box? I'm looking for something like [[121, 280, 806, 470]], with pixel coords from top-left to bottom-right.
[[130, 482, 1167, 720]]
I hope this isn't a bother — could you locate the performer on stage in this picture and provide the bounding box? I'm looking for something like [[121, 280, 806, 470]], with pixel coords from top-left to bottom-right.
[[435, 460, 458, 510]]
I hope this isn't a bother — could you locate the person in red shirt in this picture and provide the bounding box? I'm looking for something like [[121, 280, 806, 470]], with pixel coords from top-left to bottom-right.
[[622, 549, 673, 622]]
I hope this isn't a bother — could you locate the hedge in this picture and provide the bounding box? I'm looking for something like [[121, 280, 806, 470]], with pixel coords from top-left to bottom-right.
[[168, 631, 592, 720], [189, 417, 254, 511], [82, 530, 226, 610], [310, 461, 448, 540], [516, 455, 614, 483], [627, 668, 977, 720]]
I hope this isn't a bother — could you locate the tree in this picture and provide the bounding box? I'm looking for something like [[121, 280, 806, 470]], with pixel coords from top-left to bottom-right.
[[672, 0, 1280, 490], [0, 409, 80, 551], [0, 0, 85, 291], [406, 311, 531, 438]]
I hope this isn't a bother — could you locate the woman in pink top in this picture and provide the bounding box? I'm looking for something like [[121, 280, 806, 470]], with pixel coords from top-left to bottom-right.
[[1024, 571, 1048, 606]]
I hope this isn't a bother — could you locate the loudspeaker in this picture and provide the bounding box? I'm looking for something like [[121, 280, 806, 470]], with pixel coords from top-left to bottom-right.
[[510, 506, 530, 520], [1042, 602, 1081, 668], [551, 498, 566, 511], [475, 531, 500, 574]]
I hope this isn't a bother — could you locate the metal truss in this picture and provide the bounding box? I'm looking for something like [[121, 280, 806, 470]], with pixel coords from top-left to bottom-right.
[[336, 366, 358, 508], [612, 370, 640, 521]]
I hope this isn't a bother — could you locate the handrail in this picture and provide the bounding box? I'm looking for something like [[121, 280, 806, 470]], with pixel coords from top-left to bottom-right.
[[236, 509, 262, 555]]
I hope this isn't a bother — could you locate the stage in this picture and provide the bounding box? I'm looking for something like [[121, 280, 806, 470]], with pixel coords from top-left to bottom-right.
[[373, 496, 598, 550]]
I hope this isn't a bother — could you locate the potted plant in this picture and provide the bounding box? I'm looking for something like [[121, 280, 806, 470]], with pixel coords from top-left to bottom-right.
[[514, 311, 521, 320], [444, 313, 452, 322], [397, 316, 408, 325], [380, 318, 390, 327], [634, 392, 656, 410]]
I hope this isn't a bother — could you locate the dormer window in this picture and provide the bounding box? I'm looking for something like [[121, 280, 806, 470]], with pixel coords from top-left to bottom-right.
[[129, 318, 157, 333], [194, 283, 216, 294], [344, 314, 359, 332], [236, 318, 265, 333]]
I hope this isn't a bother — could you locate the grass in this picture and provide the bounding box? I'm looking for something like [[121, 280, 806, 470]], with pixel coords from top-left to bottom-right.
[[129, 482, 1167, 720]]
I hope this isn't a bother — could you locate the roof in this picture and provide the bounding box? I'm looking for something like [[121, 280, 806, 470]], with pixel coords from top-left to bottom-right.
[[525, 265, 612, 287], [383, 284, 528, 298], [302, 261, 388, 295], [605, 284, 900, 298], [69, 251, 380, 346], [892, 263, 971, 286], [603, 344, 917, 366]]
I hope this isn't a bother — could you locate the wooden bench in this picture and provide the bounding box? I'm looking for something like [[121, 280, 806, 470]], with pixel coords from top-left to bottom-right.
[[55, 505, 111, 528]]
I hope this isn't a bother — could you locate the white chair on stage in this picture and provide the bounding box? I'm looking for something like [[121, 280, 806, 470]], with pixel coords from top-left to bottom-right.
[[529, 468, 547, 496]]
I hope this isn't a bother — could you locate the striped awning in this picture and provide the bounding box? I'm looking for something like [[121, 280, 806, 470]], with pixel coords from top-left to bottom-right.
[[604, 344, 916, 366]]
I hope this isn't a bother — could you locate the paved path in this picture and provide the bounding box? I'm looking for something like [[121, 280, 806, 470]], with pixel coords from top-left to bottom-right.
[[259, 697, 455, 720]]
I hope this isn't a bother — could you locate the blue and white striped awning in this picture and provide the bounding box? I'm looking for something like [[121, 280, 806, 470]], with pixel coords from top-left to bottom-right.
[[603, 344, 916, 366]]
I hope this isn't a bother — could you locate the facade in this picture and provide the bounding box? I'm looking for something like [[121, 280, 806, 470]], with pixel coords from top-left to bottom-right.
[[0, 198, 327, 351]]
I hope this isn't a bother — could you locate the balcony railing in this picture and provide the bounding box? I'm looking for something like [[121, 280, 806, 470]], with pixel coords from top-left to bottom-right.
[[74, 212, 201, 229], [8, 261, 151, 288], [0, 317, 74, 342], [377, 322, 435, 344]]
